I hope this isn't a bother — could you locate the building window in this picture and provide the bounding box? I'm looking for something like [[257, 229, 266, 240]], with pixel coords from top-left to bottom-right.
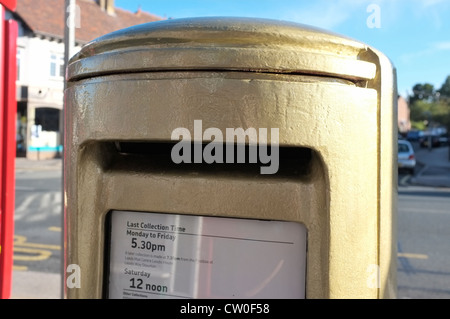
[[35, 107, 60, 132], [50, 54, 64, 78]]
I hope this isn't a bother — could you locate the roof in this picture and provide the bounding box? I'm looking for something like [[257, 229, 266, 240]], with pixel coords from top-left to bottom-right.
[[15, 0, 163, 44]]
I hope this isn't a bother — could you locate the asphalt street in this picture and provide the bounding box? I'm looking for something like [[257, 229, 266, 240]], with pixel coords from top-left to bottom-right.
[[11, 158, 63, 299], [408, 143, 450, 188]]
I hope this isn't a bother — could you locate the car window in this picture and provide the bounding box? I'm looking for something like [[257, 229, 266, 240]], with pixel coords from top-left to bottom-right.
[[398, 143, 410, 153]]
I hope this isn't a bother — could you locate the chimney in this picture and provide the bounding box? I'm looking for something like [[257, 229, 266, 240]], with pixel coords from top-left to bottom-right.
[[98, 0, 115, 15], [106, 0, 115, 15]]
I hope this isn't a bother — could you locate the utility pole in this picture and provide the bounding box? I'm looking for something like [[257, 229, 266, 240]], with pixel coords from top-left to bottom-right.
[[63, 0, 76, 299], [64, 0, 76, 91]]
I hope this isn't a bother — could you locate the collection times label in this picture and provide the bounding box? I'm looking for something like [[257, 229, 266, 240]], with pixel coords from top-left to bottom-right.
[[108, 211, 307, 299]]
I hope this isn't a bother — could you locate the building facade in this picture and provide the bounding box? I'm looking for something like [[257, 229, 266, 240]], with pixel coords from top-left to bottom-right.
[[397, 95, 411, 135], [9, 0, 162, 159]]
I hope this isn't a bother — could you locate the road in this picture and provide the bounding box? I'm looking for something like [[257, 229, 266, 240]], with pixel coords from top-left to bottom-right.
[[11, 159, 63, 299], [9, 150, 450, 299], [397, 184, 450, 298]]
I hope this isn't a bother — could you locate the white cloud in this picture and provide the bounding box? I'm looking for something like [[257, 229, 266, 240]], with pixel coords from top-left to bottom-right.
[[422, 0, 446, 8], [433, 41, 450, 50], [399, 41, 450, 64], [408, 0, 450, 29], [277, 0, 402, 31], [278, 0, 366, 30]]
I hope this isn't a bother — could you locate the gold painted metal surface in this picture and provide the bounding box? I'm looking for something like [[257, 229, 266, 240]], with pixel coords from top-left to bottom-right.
[[64, 17, 397, 299], [68, 17, 376, 82]]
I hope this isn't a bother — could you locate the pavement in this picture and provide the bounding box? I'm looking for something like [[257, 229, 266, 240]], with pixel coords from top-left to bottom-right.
[[11, 270, 62, 299], [409, 143, 450, 188], [14, 157, 62, 172]]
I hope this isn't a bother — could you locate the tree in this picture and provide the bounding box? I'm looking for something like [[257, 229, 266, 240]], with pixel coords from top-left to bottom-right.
[[410, 83, 436, 104], [438, 75, 450, 99], [409, 77, 450, 130]]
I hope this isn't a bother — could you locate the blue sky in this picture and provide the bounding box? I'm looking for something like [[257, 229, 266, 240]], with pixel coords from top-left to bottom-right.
[[115, 0, 450, 98]]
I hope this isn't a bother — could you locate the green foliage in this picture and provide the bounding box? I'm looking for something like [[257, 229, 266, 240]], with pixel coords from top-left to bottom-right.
[[410, 83, 435, 104], [438, 75, 450, 99], [432, 102, 450, 128], [410, 99, 431, 122], [410, 121, 426, 131], [409, 76, 450, 129]]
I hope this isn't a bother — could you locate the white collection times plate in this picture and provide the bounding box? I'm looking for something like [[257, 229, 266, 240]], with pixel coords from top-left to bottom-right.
[[106, 210, 307, 299]]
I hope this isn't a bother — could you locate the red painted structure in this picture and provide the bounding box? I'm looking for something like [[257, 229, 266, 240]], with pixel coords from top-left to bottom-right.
[[0, 0, 13, 11], [0, 0, 17, 299]]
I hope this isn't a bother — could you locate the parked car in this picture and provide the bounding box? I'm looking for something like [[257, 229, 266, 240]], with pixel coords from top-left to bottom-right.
[[406, 130, 423, 142], [398, 140, 416, 174], [419, 133, 440, 148], [438, 134, 449, 146]]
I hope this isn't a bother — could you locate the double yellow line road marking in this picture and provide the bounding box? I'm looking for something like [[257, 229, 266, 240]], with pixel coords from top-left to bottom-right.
[[13, 227, 61, 271]]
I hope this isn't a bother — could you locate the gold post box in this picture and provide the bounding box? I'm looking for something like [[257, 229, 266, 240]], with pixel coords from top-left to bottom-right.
[[64, 17, 397, 299]]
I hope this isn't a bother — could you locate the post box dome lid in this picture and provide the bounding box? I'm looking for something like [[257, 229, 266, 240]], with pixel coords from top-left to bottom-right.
[[67, 16, 378, 82]]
